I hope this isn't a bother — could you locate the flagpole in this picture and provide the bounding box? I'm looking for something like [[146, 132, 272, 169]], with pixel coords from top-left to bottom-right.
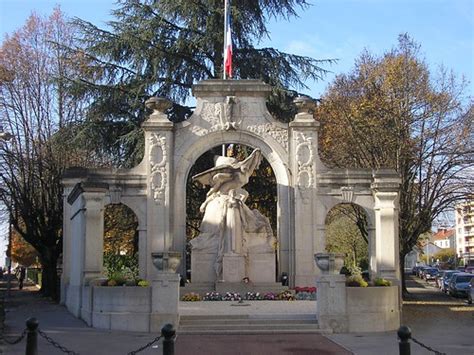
[[222, 0, 228, 156], [223, 0, 228, 80]]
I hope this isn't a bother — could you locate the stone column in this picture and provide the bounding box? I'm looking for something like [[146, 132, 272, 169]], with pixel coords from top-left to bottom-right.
[[149, 252, 182, 332], [372, 171, 401, 282], [143, 97, 175, 279], [289, 97, 320, 286], [314, 253, 348, 333]]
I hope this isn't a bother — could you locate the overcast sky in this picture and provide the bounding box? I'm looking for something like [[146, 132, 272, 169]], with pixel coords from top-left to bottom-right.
[[0, 0, 472, 265]]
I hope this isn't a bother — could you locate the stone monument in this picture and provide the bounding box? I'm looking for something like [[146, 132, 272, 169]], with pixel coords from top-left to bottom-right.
[[190, 148, 277, 288]]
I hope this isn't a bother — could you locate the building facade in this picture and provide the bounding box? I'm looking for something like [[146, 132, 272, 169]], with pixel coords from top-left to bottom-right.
[[455, 201, 474, 266], [432, 228, 455, 249]]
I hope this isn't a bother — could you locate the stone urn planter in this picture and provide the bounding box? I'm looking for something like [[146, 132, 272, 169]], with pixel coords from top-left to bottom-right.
[[314, 253, 345, 274], [151, 251, 182, 273]]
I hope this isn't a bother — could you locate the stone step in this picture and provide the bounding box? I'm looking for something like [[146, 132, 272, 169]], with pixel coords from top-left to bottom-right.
[[178, 314, 323, 334], [179, 318, 318, 325], [180, 314, 316, 321]]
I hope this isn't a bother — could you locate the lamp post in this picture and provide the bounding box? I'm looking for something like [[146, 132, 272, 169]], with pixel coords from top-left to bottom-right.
[[0, 127, 12, 296]]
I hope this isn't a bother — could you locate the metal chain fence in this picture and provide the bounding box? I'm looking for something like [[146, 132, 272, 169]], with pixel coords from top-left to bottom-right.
[[0, 328, 27, 345], [127, 335, 163, 355], [1, 318, 175, 355], [411, 336, 447, 355], [38, 329, 79, 355]]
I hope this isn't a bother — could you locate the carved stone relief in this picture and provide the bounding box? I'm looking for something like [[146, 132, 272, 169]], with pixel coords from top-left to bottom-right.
[[296, 133, 315, 204], [341, 186, 354, 203], [149, 133, 168, 205], [247, 123, 288, 151]]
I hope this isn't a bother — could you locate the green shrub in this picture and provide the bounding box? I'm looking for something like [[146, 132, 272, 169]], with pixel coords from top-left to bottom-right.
[[103, 253, 139, 281], [374, 278, 392, 286], [346, 275, 368, 287]]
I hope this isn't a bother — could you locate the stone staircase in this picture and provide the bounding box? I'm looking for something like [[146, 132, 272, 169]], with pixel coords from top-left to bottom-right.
[[178, 314, 325, 334]]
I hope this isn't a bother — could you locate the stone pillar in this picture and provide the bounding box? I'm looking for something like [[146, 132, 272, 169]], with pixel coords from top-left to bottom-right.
[[82, 190, 107, 282], [314, 253, 348, 333], [66, 182, 107, 316], [143, 97, 175, 279], [138, 227, 147, 279], [149, 252, 181, 332], [289, 97, 320, 286], [372, 171, 401, 282], [60, 185, 74, 305]]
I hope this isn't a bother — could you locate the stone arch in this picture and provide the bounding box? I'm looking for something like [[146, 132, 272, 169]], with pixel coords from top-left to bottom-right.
[[103, 202, 139, 256], [324, 202, 371, 272], [173, 130, 291, 279]]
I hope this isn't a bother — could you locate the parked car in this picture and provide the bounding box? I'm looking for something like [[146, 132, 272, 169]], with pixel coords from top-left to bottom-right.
[[441, 271, 460, 293], [417, 266, 430, 278], [412, 265, 423, 275], [448, 273, 474, 298], [468, 278, 474, 304], [465, 266, 474, 274], [423, 268, 439, 281], [437, 270, 457, 289]]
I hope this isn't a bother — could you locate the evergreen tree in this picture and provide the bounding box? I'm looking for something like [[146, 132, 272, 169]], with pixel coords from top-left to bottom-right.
[[72, 0, 333, 166]]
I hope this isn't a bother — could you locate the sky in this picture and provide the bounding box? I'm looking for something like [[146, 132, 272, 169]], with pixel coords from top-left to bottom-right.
[[0, 0, 473, 265]]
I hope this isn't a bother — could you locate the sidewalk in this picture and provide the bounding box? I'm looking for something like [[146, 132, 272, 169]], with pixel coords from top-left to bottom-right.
[[0, 279, 348, 355], [1, 276, 473, 355]]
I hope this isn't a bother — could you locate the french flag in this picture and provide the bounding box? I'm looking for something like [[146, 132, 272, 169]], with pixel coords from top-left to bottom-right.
[[223, 0, 232, 79]]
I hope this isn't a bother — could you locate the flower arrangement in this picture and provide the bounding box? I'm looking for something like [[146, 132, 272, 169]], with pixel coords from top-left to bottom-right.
[[294, 286, 316, 294], [222, 292, 242, 301], [203, 291, 223, 301], [277, 290, 295, 301], [181, 292, 202, 301], [263, 292, 276, 300], [244, 292, 264, 300], [373, 278, 392, 287], [293, 286, 316, 300], [295, 291, 317, 300]]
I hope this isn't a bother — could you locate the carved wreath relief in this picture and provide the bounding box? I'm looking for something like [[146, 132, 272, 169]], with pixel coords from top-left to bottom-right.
[[296, 133, 315, 204], [149, 133, 168, 205]]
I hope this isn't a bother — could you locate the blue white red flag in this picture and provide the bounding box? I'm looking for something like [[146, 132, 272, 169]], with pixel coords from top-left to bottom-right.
[[223, 0, 232, 79]]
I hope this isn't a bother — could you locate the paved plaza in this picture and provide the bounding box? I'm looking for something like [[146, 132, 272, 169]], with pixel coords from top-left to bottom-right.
[[1, 276, 473, 355]]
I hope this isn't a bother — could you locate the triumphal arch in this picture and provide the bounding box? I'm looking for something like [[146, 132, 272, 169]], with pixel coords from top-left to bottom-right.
[[61, 80, 401, 333]]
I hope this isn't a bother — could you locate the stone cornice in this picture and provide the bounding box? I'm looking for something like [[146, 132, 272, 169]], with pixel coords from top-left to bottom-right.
[[192, 79, 271, 98], [67, 182, 109, 205]]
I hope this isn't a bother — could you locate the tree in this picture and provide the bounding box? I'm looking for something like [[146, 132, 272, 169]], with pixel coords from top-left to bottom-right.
[[0, 9, 91, 299], [319, 34, 474, 295], [71, 0, 334, 167], [326, 211, 368, 269], [103, 204, 138, 255], [10, 228, 39, 267], [433, 248, 455, 263]]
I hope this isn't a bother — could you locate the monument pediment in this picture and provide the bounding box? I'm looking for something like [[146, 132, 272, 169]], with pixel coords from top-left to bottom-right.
[[175, 80, 289, 152]]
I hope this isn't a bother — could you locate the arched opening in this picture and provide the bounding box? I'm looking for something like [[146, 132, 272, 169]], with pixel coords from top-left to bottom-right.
[[103, 203, 139, 282], [185, 143, 278, 282], [325, 203, 369, 274]]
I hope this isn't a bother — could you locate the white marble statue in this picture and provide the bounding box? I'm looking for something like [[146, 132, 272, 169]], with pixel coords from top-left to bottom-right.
[[190, 148, 276, 279]]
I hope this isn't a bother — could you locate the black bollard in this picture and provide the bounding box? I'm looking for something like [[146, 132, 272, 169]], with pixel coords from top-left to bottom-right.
[[161, 323, 176, 355], [397, 325, 411, 355], [25, 317, 39, 355]]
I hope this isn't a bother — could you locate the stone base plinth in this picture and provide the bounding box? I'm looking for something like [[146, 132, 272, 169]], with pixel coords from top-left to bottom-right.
[[191, 251, 217, 283], [248, 252, 276, 283], [316, 274, 348, 333], [222, 253, 245, 282]]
